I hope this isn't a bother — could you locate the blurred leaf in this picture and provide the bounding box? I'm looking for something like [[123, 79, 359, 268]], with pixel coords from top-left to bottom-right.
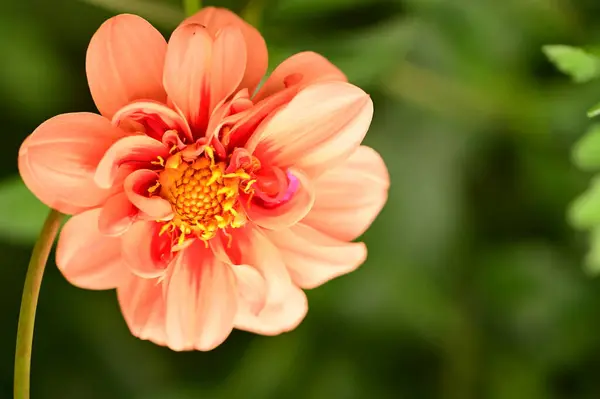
[[543, 45, 600, 83], [267, 18, 417, 88], [0, 177, 48, 243], [0, 13, 71, 117], [274, 0, 367, 16], [572, 123, 600, 171], [585, 227, 600, 275], [79, 0, 183, 27], [588, 102, 600, 118], [568, 177, 600, 230]]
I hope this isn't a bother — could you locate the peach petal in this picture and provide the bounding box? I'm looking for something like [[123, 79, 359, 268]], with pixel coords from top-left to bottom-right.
[[232, 264, 267, 316], [213, 225, 294, 308], [122, 220, 171, 278], [123, 169, 173, 220], [209, 26, 247, 115], [98, 191, 138, 236], [266, 223, 367, 289], [56, 208, 129, 290], [252, 81, 373, 178], [303, 146, 389, 241], [112, 100, 193, 142], [18, 113, 127, 215], [117, 274, 167, 346], [183, 7, 267, 94], [163, 23, 212, 135], [95, 135, 169, 189], [227, 86, 297, 150], [244, 168, 314, 230], [254, 51, 347, 102], [86, 14, 167, 119], [164, 241, 237, 351], [234, 284, 308, 336], [206, 89, 253, 144]]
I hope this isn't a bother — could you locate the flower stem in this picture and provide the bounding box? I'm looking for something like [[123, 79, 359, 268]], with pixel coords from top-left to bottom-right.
[[183, 0, 201, 17], [14, 209, 63, 399]]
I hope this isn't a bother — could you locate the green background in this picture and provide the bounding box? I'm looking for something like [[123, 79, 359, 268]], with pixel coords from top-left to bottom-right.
[[2, 0, 600, 398]]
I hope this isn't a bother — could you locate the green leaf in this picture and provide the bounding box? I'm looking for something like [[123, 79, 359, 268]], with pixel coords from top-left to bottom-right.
[[0, 177, 49, 243], [585, 227, 600, 275], [588, 102, 600, 118], [568, 177, 600, 230], [542, 45, 600, 83], [572, 123, 600, 170]]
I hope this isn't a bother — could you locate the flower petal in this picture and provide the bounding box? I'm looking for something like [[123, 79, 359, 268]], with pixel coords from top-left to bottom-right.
[[56, 208, 129, 290], [265, 223, 367, 289], [252, 81, 373, 178], [164, 240, 237, 351], [212, 225, 294, 311], [86, 14, 167, 119], [303, 146, 389, 241], [98, 191, 138, 236], [244, 168, 314, 230], [123, 169, 173, 220], [212, 225, 306, 335], [163, 23, 212, 135], [122, 220, 171, 278], [117, 274, 168, 347], [209, 26, 247, 115], [254, 51, 346, 102], [233, 264, 267, 316], [112, 100, 193, 142], [184, 7, 267, 95], [234, 284, 308, 336], [18, 113, 126, 214], [95, 135, 169, 189]]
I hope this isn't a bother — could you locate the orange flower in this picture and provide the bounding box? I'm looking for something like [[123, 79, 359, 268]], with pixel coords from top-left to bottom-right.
[[18, 8, 389, 350]]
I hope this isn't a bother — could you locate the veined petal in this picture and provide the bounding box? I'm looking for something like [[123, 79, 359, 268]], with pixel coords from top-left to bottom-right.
[[234, 284, 308, 336], [303, 146, 389, 241], [122, 220, 172, 278], [254, 51, 346, 102], [163, 23, 212, 135], [212, 225, 306, 335], [86, 14, 167, 119], [183, 7, 267, 95], [98, 191, 137, 236], [164, 240, 237, 351], [265, 223, 367, 289], [213, 225, 293, 304], [117, 274, 168, 347], [112, 100, 193, 142], [123, 169, 173, 220], [56, 208, 129, 290], [252, 81, 373, 178], [244, 168, 314, 230], [18, 113, 127, 215], [209, 26, 247, 116], [95, 135, 169, 189]]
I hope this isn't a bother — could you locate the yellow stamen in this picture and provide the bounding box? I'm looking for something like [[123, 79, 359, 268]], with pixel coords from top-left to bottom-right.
[[147, 181, 161, 194], [151, 156, 165, 167], [156, 148, 255, 250]]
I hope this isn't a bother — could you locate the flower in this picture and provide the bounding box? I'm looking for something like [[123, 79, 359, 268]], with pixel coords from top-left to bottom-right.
[[18, 7, 389, 351]]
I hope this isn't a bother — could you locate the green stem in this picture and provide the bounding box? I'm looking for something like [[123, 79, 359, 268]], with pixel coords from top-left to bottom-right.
[[183, 0, 201, 16], [14, 210, 63, 399]]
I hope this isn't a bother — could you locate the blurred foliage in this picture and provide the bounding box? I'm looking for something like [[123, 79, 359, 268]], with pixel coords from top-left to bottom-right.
[[2, 0, 600, 398], [543, 45, 600, 83]]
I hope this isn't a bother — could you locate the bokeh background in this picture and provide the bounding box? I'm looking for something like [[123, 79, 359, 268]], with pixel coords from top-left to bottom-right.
[[2, 0, 600, 398]]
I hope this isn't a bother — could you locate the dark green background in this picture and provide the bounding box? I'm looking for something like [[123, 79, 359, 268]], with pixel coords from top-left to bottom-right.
[[2, 0, 600, 398]]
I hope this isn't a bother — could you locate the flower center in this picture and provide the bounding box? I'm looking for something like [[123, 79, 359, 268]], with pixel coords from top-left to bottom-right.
[[156, 147, 253, 245]]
